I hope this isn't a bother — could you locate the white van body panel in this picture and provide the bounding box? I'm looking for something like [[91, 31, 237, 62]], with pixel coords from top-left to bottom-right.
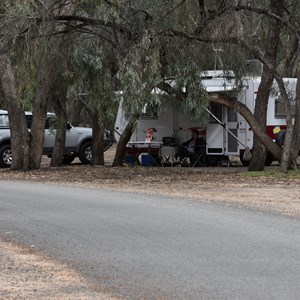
[[114, 74, 297, 160]]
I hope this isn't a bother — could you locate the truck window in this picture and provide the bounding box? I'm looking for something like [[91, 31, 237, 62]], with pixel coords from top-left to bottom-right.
[[0, 115, 9, 128]]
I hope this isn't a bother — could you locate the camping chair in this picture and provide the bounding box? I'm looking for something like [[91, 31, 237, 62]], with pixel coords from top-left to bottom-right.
[[159, 136, 177, 167], [180, 138, 206, 167], [190, 144, 206, 167]]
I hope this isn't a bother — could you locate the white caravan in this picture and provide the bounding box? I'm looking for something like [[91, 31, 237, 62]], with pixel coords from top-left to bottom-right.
[[114, 71, 297, 165]]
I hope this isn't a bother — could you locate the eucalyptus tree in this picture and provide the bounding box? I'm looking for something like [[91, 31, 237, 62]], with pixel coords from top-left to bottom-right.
[[248, 0, 284, 171], [71, 38, 119, 166], [0, 51, 30, 170], [158, 0, 300, 171], [0, 0, 76, 170], [0, 1, 36, 170], [2, 0, 299, 171], [48, 35, 76, 167]]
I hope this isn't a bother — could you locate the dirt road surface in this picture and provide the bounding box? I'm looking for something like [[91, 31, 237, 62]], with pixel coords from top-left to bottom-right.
[[1, 145, 300, 299]]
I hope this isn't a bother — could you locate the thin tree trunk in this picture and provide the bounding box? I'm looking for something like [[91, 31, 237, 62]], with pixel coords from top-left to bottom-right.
[[248, 0, 283, 171], [276, 77, 294, 172], [50, 97, 67, 167], [29, 56, 52, 169], [113, 114, 139, 167], [91, 110, 105, 166], [0, 51, 30, 170], [290, 68, 300, 167], [248, 70, 273, 171]]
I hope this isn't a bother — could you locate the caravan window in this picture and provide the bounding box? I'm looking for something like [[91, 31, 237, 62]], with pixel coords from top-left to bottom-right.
[[209, 103, 222, 123], [140, 102, 158, 119], [275, 97, 296, 119]]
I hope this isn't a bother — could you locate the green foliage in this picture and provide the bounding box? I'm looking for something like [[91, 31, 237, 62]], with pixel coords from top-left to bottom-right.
[[1, 0, 299, 134], [72, 37, 119, 126], [117, 31, 161, 118], [14, 61, 36, 110]]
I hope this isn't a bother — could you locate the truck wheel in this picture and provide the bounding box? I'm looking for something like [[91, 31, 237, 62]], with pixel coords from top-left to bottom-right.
[[79, 142, 92, 165], [63, 154, 75, 165], [0, 145, 12, 168]]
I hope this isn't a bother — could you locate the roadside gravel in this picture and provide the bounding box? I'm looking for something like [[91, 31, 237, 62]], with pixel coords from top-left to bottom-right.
[[0, 239, 118, 300]]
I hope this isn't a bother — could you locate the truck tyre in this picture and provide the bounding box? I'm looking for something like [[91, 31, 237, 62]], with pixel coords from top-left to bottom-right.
[[79, 142, 92, 165], [63, 154, 75, 165], [0, 144, 12, 168]]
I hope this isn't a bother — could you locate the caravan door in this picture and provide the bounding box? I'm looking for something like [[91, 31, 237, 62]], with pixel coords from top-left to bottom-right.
[[224, 108, 239, 155], [206, 104, 224, 155]]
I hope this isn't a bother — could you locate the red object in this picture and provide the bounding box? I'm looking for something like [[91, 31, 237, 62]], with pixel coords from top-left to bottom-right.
[[266, 125, 286, 139], [146, 128, 157, 141], [187, 127, 206, 137]]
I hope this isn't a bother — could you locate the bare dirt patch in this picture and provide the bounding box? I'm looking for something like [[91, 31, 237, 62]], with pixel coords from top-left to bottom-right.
[[0, 144, 300, 299], [0, 239, 119, 300]]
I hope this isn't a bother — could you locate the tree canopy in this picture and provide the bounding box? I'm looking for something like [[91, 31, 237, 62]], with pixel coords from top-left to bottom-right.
[[0, 0, 299, 171]]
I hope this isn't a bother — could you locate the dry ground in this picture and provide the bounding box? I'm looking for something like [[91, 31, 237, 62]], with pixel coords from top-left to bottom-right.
[[1, 144, 300, 299]]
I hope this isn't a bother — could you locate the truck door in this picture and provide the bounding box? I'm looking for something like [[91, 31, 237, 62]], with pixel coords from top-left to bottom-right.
[[225, 108, 239, 155], [44, 117, 56, 151]]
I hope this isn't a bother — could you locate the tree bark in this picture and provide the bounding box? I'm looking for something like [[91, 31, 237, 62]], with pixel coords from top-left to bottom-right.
[[29, 56, 52, 169], [290, 68, 300, 167], [112, 114, 139, 167], [50, 97, 67, 167], [248, 70, 273, 171], [91, 110, 105, 166], [248, 0, 283, 171], [0, 52, 30, 170], [276, 77, 295, 172]]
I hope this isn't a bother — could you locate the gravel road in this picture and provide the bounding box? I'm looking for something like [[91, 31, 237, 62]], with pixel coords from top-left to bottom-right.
[[1, 146, 299, 299]]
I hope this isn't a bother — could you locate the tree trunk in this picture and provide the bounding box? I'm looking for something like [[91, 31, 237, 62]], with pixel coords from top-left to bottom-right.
[[50, 97, 67, 167], [248, 70, 273, 171], [29, 56, 52, 169], [276, 77, 295, 172], [113, 114, 139, 167], [290, 68, 300, 167], [0, 52, 30, 170], [248, 0, 283, 171], [91, 110, 105, 166]]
